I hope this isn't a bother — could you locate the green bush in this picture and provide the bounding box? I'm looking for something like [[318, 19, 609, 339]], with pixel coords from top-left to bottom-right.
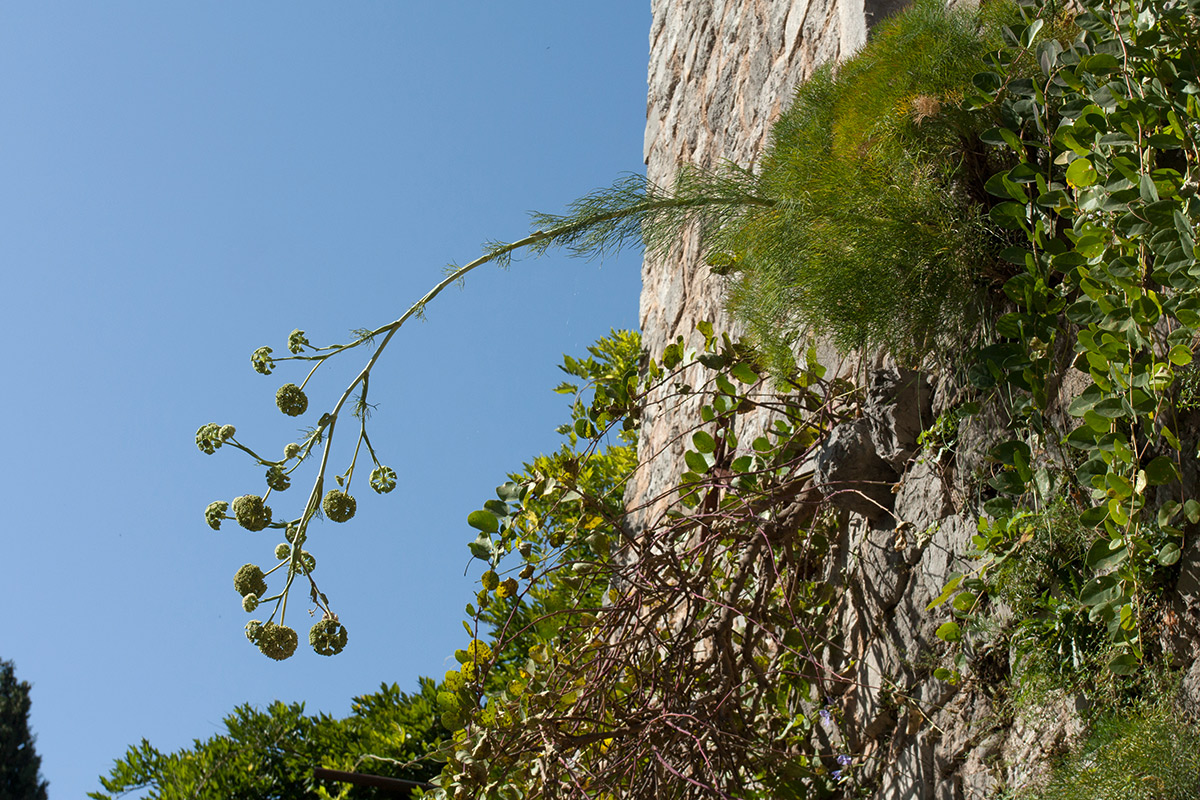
[[723, 0, 1009, 369]]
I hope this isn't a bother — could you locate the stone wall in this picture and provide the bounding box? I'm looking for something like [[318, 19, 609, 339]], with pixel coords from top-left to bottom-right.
[[630, 0, 868, 532], [630, 2, 1108, 797]]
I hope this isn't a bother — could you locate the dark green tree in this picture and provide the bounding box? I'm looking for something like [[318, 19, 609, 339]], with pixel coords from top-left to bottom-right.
[[0, 659, 48, 800]]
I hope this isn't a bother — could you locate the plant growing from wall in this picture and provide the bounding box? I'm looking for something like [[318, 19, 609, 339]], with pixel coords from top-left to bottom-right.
[[930, 0, 1200, 682]]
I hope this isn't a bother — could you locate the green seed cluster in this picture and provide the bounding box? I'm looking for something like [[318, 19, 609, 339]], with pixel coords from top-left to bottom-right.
[[309, 619, 348, 656], [233, 564, 267, 598], [251, 346, 274, 375], [322, 490, 356, 522], [241, 594, 260, 612], [205, 501, 229, 530], [245, 620, 265, 645], [288, 551, 316, 575], [275, 383, 308, 417], [265, 466, 290, 492], [274, 543, 290, 560], [195, 423, 236, 455], [257, 622, 298, 660], [287, 329, 309, 354], [232, 494, 272, 532], [284, 442, 301, 460], [370, 465, 397, 494]]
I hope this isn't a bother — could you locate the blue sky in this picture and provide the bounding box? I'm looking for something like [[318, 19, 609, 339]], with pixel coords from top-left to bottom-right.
[[0, 4, 649, 796]]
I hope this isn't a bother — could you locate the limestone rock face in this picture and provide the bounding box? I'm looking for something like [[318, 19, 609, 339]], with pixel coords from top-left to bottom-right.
[[815, 417, 899, 521], [631, 0, 867, 533]]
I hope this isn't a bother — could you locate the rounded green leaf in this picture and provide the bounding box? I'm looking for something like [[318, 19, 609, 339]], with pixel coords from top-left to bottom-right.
[[729, 362, 760, 385], [1066, 157, 1098, 188], [1107, 652, 1138, 675], [1085, 540, 1129, 571], [1080, 574, 1120, 607], [1157, 542, 1182, 566], [1143, 455, 1179, 486], [692, 430, 716, 454], [935, 621, 962, 643], [467, 509, 499, 533], [468, 534, 495, 560]]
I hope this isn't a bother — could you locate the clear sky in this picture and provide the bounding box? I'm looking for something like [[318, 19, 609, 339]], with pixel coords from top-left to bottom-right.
[[0, 4, 649, 796]]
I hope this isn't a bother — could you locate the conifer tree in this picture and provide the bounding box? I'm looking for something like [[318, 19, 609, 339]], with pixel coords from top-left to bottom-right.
[[0, 659, 48, 800]]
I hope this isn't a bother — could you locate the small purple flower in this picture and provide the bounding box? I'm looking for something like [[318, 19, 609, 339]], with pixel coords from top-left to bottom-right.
[[819, 709, 834, 730], [837, 754, 852, 767], [831, 770, 843, 780]]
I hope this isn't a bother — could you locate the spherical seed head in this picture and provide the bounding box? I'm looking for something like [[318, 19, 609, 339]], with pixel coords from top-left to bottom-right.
[[480, 570, 500, 591], [309, 619, 348, 656], [274, 543, 290, 560], [258, 622, 298, 661], [251, 346, 275, 375], [196, 423, 223, 455], [322, 490, 356, 523], [232, 495, 272, 532], [284, 443, 301, 460], [369, 465, 397, 494], [265, 466, 290, 492], [242, 593, 260, 613], [497, 578, 519, 599], [205, 501, 229, 530], [245, 619, 265, 645], [234, 564, 267, 598], [218, 425, 236, 441], [275, 383, 308, 417]]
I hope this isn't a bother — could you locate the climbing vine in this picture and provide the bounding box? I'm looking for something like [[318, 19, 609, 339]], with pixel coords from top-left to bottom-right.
[[932, 0, 1200, 679]]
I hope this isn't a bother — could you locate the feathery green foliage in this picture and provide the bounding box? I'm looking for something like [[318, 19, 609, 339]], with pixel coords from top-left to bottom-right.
[[531, 0, 1010, 373], [725, 0, 1009, 369], [1026, 702, 1200, 800]]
